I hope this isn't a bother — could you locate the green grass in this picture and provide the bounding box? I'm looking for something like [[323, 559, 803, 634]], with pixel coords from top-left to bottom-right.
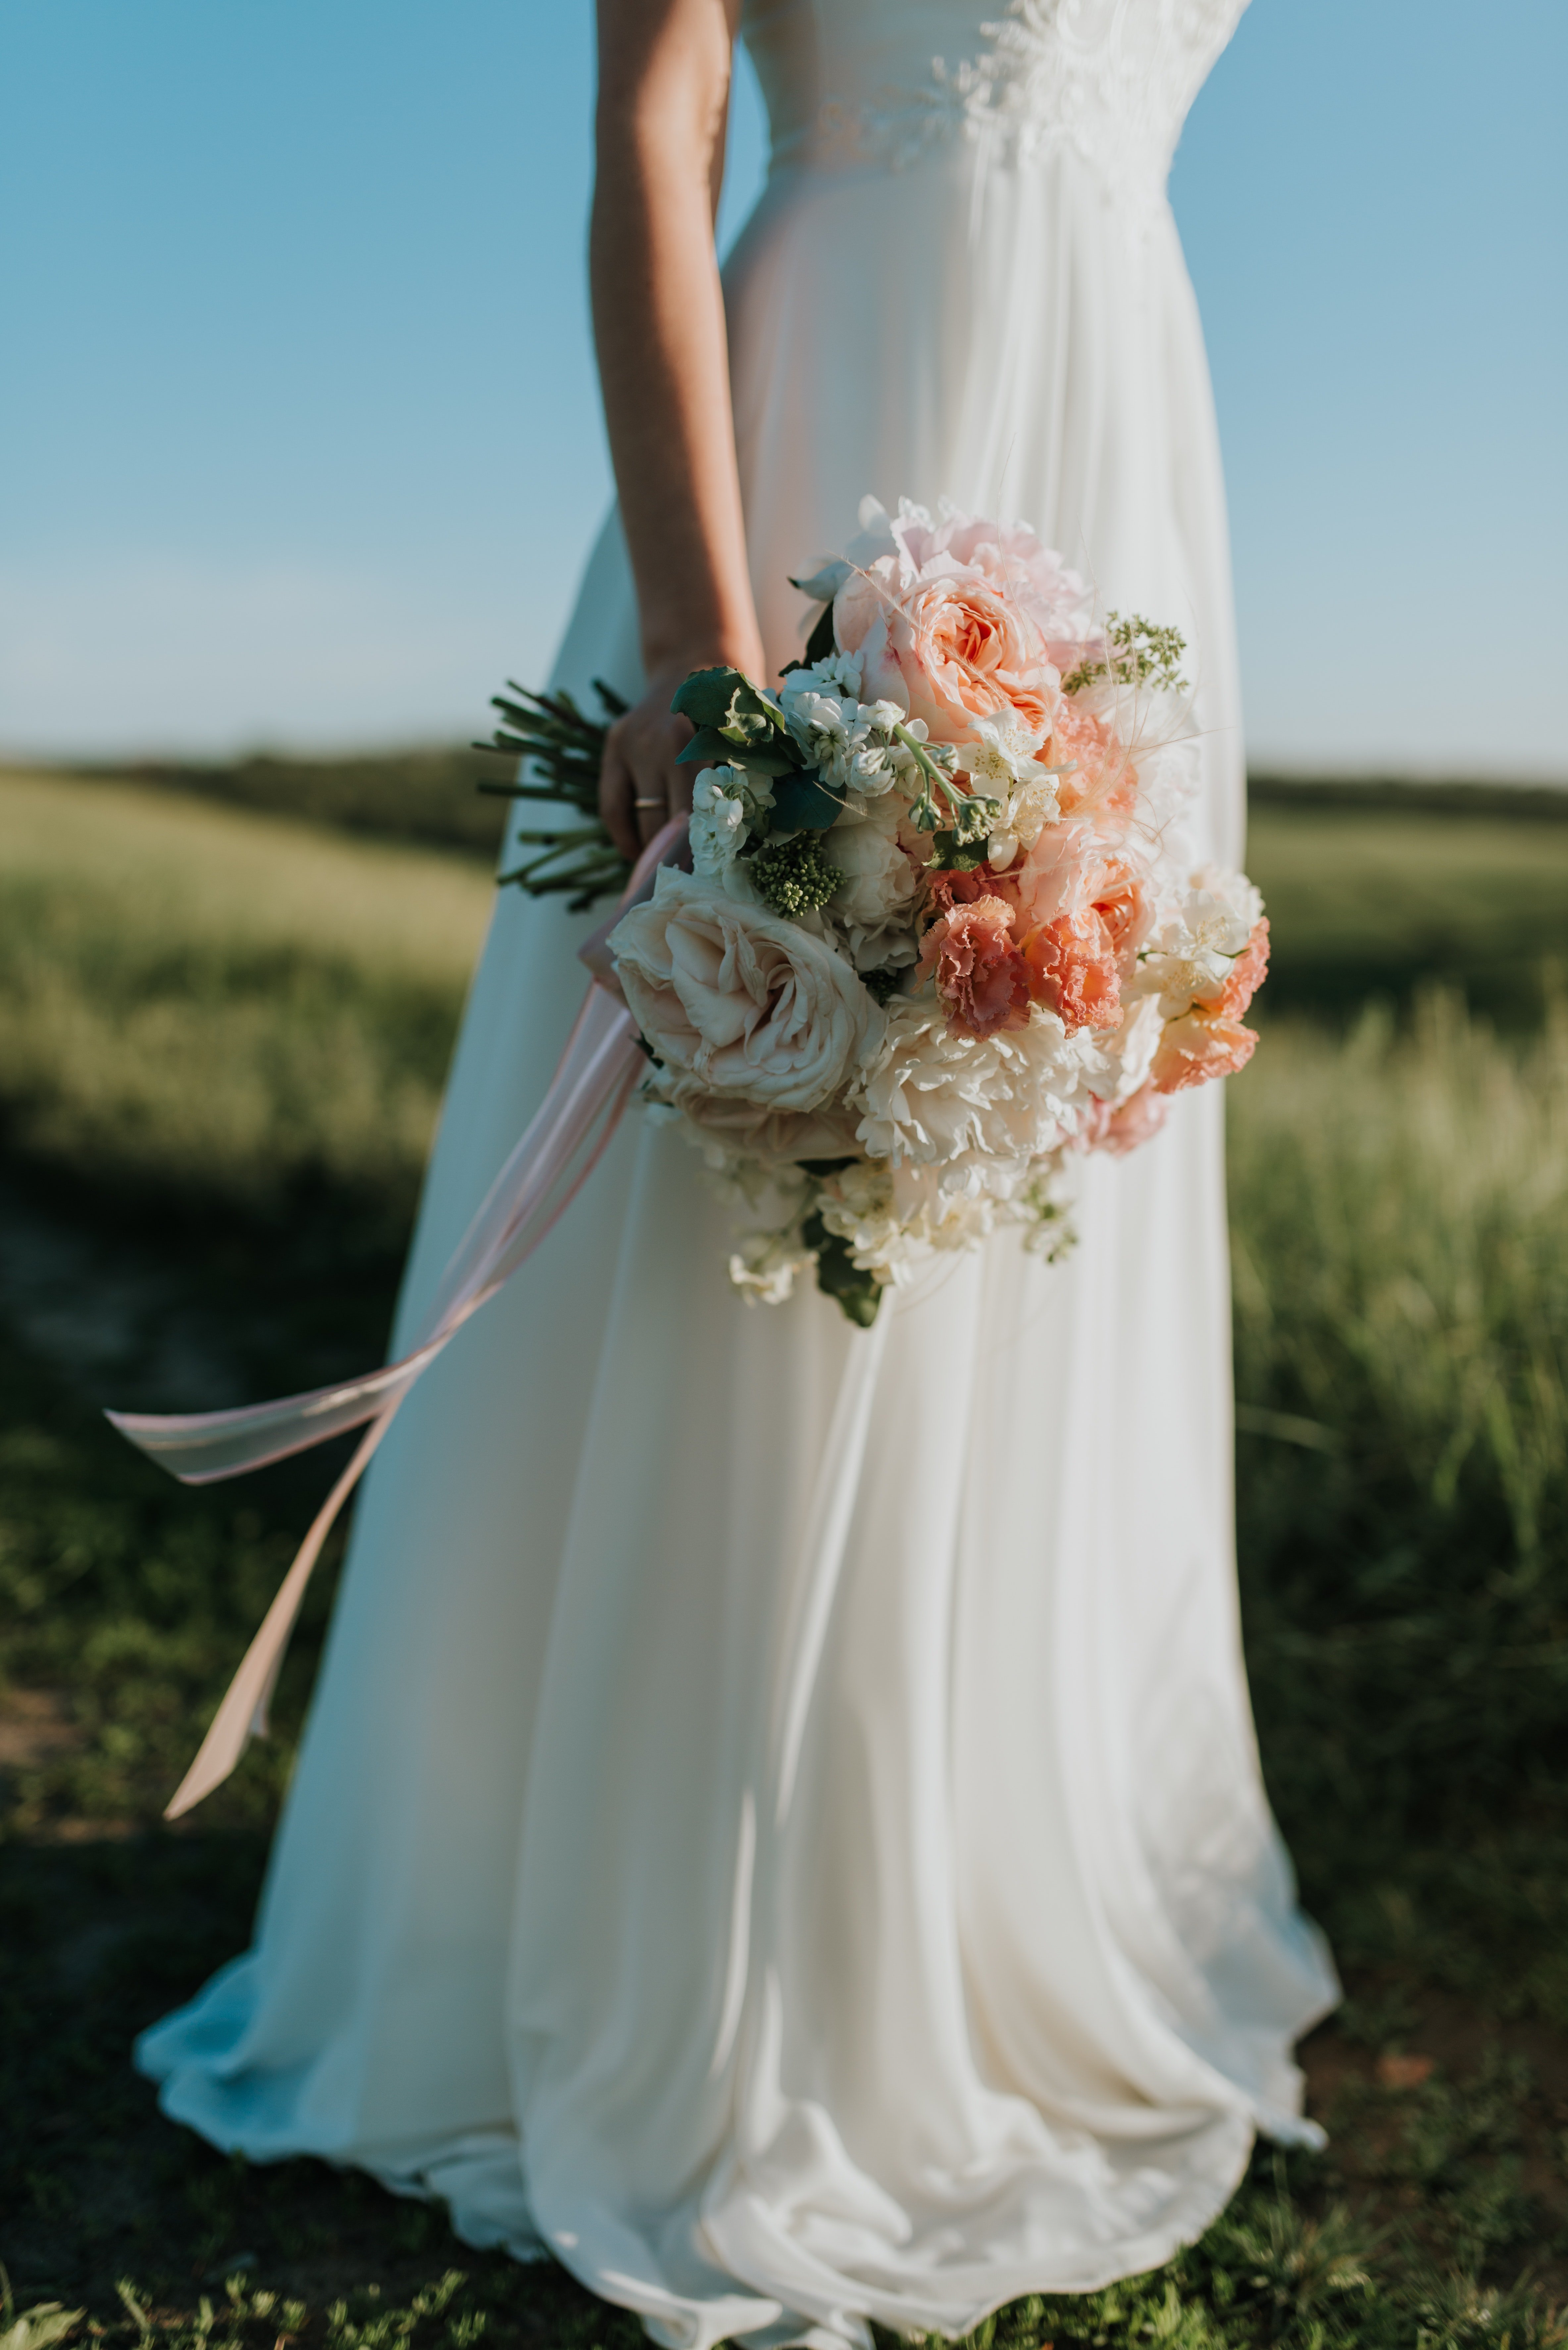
[[0, 769, 491, 1230], [3, 772, 1568, 2345]]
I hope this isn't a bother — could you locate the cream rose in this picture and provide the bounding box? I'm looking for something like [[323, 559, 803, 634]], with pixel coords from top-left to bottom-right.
[[826, 794, 922, 970], [609, 867, 878, 1114]]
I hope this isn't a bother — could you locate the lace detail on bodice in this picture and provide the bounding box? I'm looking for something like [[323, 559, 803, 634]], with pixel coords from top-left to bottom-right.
[[762, 0, 1247, 217]]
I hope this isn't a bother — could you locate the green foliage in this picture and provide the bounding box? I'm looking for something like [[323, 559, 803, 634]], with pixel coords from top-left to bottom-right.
[[801, 1209, 884, 1327], [767, 767, 843, 830], [673, 669, 804, 778], [1061, 611, 1189, 696], [479, 680, 632, 912], [797, 598, 838, 670], [749, 832, 843, 919]]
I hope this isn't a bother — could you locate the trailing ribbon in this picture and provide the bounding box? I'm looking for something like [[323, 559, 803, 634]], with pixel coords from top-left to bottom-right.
[[109, 817, 687, 1820]]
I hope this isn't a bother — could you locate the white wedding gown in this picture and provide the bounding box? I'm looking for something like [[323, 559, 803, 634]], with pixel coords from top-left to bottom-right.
[[139, 3, 1337, 2342]]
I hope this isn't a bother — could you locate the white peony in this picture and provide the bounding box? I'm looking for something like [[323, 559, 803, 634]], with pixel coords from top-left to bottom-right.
[[851, 999, 1106, 1169], [610, 866, 879, 1115], [1096, 991, 1167, 1102]]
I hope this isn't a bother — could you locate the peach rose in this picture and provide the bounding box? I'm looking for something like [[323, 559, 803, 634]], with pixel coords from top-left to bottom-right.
[[1151, 1009, 1258, 1095], [916, 895, 1031, 1040], [834, 562, 1060, 749], [873, 500, 1099, 671], [1021, 908, 1123, 1032]]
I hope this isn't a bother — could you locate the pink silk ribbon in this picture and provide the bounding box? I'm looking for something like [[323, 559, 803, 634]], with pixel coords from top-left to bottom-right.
[[109, 817, 687, 1820]]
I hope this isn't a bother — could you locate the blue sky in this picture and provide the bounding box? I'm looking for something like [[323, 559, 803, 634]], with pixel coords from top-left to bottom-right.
[[1, 0, 1563, 773]]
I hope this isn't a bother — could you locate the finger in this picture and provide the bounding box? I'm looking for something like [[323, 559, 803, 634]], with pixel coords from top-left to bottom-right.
[[631, 755, 670, 847], [599, 726, 639, 862]]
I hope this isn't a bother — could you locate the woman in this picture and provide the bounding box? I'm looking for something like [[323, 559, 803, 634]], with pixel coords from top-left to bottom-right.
[[139, 1, 1337, 2342]]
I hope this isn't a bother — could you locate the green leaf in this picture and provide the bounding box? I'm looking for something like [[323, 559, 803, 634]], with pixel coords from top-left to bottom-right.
[[931, 830, 991, 871], [669, 667, 751, 728], [676, 728, 801, 777], [676, 726, 744, 769], [803, 1212, 883, 1327], [769, 771, 842, 830]]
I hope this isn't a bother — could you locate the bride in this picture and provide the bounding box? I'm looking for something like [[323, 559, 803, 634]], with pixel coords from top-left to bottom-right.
[[139, 1, 1337, 2342]]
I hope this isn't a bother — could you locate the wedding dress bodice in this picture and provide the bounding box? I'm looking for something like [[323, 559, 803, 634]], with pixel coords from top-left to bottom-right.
[[743, 0, 1248, 210]]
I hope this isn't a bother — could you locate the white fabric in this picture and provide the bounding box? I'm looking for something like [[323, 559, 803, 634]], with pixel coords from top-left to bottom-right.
[[138, 2, 1338, 2341]]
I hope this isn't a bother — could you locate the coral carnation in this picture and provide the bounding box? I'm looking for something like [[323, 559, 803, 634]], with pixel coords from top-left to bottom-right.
[[918, 896, 1031, 1039], [1151, 1010, 1258, 1094], [1021, 909, 1123, 1032], [1218, 917, 1270, 1019]]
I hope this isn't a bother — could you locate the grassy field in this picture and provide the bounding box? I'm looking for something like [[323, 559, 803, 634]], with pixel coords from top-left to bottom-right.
[[2, 761, 1568, 2348], [1245, 796, 1568, 1023]]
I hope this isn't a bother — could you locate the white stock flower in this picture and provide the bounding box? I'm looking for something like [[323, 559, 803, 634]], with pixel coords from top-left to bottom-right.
[[609, 866, 878, 1115], [779, 666, 917, 803], [728, 1230, 815, 1305], [688, 765, 774, 882]]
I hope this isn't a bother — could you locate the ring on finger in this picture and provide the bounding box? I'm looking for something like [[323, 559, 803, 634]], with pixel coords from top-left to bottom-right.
[[633, 796, 664, 811]]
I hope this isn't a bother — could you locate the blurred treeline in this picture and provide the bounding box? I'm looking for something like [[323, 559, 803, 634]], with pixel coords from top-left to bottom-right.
[[75, 747, 1568, 1020]]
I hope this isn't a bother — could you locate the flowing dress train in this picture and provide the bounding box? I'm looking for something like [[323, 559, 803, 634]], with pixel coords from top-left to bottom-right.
[[139, 3, 1338, 2343]]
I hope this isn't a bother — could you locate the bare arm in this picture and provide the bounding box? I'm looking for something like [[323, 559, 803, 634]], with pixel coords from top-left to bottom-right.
[[592, 0, 765, 857]]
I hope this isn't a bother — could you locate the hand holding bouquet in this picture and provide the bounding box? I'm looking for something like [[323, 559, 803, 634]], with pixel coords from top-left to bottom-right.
[[484, 496, 1269, 1325]]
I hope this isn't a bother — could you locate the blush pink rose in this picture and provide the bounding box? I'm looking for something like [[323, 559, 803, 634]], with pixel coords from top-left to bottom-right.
[[1217, 917, 1270, 1019], [835, 562, 1060, 749], [1021, 908, 1123, 1032], [1151, 1009, 1259, 1095], [917, 895, 1031, 1040]]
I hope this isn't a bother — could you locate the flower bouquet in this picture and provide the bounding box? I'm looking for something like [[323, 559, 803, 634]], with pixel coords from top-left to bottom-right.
[[109, 495, 1272, 1813], [485, 496, 1269, 1325]]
